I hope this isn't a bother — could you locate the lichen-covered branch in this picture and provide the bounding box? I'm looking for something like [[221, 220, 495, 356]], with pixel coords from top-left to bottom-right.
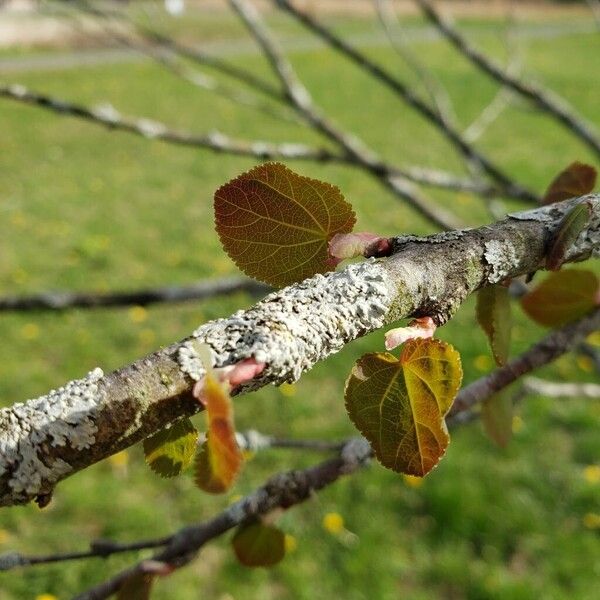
[[415, 0, 600, 158], [1, 195, 598, 507]]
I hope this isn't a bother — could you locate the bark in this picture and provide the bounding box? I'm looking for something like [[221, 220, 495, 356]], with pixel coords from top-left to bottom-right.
[[1, 194, 598, 507]]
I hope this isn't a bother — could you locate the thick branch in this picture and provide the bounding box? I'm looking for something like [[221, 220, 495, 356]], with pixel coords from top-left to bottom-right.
[[416, 0, 600, 158], [0, 277, 269, 312], [1, 195, 598, 507]]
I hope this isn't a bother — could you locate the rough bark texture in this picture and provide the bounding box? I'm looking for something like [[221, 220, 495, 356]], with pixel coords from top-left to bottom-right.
[[1, 194, 598, 507]]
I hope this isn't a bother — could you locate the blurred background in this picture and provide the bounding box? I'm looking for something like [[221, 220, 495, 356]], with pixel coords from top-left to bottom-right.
[[0, 1, 599, 598]]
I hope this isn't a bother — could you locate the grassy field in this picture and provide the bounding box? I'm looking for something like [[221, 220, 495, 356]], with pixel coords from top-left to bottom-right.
[[0, 9, 599, 600]]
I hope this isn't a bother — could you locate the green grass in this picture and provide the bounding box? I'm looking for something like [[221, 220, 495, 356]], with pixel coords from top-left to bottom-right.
[[0, 12, 599, 600]]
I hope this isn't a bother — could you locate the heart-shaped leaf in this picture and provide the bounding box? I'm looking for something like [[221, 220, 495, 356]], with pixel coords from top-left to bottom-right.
[[476, 284, 512, 366], [232, 522, 285, 568], [194, 371, 243, 494], [546, 201, 593, 271], [344, 338, 463, 477], [481, 391, 513, 448], [542, 162, 596, 205], [521, 269, 600, 327], [143, 418, 198, 478], [214, 162, 356, 286]]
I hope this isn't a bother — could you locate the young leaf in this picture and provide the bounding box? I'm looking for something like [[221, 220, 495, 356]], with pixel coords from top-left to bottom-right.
[[542, 162, 597, 205], [117, 572, 154, 600], [481, 391, 513, 448], [476, 285, 512, 366], [214, 162, 356, 286], [232, 522, 285, 568], [328, 232, 391, 266], [143, 418, 198, 478], [344, 338, 463, 477], [521, 269, 600, 327], [194, 372, 243, 494], [546, 201, 593, 271], [384, 316, 436, 350]]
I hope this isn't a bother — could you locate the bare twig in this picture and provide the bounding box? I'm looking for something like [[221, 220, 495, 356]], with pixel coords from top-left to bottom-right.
[[0, 278, 269, 312], [229, 0, 463, 231], [521, 376, 600, 399], [415, 0, 600, 158], [449, 307, 600, 416], [0, 83, 339, 162], [274, 0, 539, 203]]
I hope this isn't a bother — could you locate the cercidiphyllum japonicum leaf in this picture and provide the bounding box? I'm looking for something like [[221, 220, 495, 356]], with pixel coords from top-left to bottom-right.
[[143, 417, 198, 478], [214, 162, 356, 287], [521, 269, 600, 327], [546, 201, 593, 271], [542, 161, 597, 205], [194, 371, 243, 494], [476, 284, 512, 366], [117, 572, 154, 600], [232, 522, 286, 568], [344, 339, 463, 477], [481, 391, 513, 449]]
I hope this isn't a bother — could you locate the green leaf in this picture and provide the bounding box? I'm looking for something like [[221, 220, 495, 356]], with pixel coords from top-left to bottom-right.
[[143, 418, 198, 478], [344, 338, 463, 477], [481, 391, 513, 448], [232, 522, 285, 568], [214, 162, 356, 287], [117, 572, 154, 600], [546, 201, 593, 271], [476, 285, 512, 366], [521, 269, 600, 327], [543, 162, 597, 205]]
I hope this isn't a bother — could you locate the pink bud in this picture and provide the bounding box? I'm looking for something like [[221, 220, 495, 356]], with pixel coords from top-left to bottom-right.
[[385, 317, 436, 350]]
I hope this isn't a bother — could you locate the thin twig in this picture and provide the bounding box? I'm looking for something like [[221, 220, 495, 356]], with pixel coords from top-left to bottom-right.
[[415, 0, 600, 158], [0, 278, 269, 312], [229, 0, 463, 231], [274, 0, 539, 203], [521, 376, 600, 399], [0, 83, 339, 162]]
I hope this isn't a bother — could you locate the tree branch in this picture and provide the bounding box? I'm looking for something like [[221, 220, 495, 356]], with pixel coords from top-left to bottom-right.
[[0, 277, 269, 312], [274, 0, 539, 203], [0, 83, 338, 162], [415, 0, 600, 158], [1, 194, 598, 507]]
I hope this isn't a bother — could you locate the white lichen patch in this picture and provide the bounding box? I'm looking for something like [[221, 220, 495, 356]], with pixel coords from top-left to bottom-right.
[[484, 239, 518, 284], [0, 368, 104, 501], [178, 261, 394, 386]]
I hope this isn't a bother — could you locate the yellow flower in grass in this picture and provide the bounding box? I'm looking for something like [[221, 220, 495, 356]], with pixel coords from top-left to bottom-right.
[[36, 595, 58, 600], [128, 306, 148, 324], [583, 513, 600, 529], [473, 354, 493, 372], [576, 355, 594, 373], [279, 383, 296, 398], [583, 465, 600, 484], [322, 512, 344, 535], [0, 528, 11, 544], [284, 534, 297, 554], [109, 451, 129, 470], [21, 323, 40, 340]]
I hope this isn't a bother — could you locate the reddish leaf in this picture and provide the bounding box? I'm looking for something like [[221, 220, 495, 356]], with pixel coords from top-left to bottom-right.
[[521, 269, 600, 327], [214, 162, 356, 286], [232, 522, 285, 568], [481, 391, 513, 448], [546, 201, 593, 271], [194, 371, 243, 494], [542, 162, 597, 205], [344, 339, 463, 477], [476, 285, 512, 366], [143, 418, 198, 478]]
